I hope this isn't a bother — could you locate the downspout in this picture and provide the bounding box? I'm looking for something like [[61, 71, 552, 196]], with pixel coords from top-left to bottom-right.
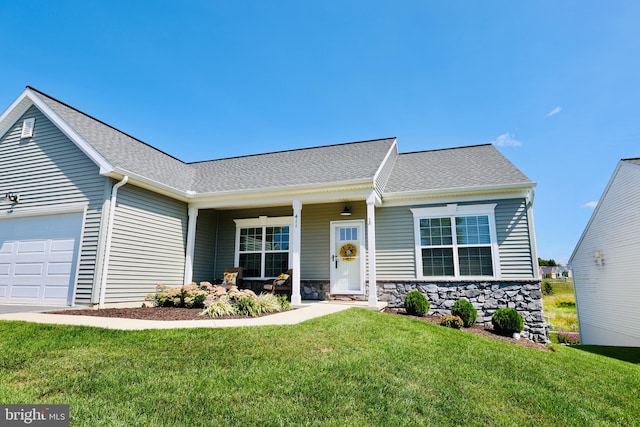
[[526, 188, 540, 278], [98, 175, 129, 308]]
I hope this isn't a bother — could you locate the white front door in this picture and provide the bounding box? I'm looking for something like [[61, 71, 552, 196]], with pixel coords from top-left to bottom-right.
[[330, 220, 365, 294]]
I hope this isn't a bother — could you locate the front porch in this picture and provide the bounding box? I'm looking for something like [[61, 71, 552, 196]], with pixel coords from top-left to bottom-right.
[[185, 194, 381, 307]]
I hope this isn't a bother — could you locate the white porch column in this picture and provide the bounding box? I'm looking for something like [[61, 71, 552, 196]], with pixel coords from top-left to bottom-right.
[[184, 206, 198, 285], [367, 192, 378, 307], [291, 199, 302, 305]]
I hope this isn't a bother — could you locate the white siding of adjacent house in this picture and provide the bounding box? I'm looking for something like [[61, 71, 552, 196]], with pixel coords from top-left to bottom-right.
[[571, 161, 640, 346], [0, 106, 108, 305], [104, 185, 188, 303]]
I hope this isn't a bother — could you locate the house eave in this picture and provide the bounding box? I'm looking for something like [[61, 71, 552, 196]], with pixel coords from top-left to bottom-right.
[[382, 182, 535, 206], [189, 178, 375, 209]]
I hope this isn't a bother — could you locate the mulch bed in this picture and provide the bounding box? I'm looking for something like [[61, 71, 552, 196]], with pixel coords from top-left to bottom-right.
[[48, 306, 549, 351], [384, 308, 550, 351]]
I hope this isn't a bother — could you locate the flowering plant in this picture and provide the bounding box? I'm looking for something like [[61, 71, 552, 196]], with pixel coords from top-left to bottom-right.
[[556, 331, 580, 345], [440, 314, 464, 329]]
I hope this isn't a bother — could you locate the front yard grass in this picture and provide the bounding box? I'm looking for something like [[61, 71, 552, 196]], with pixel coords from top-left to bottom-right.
[[2, 309, 640, 426]]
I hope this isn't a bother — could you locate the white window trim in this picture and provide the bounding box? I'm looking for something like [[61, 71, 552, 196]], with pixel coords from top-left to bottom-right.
[[411, 204, 501, 279], [233, 216, 293, 279]]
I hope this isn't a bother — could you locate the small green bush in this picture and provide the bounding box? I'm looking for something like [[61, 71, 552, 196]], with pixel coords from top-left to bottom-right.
[[451, 299, 477, 327], [235, 296, 262, 317], [491, 308, 524, 335], [542, 282, 554, 295], [440, 314, 464, 329], [404, 290, 430, 317]]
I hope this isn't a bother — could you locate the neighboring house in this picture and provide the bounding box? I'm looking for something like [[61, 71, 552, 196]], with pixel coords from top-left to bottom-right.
[[0, 87, 546, 341], [570, 158, 640, 346], [538, 266, 571, 279]]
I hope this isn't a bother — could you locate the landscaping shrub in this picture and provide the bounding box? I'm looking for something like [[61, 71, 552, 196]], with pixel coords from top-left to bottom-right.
[[556, 331, 580, 345], [451, 299, 477, 327], [234, 296, 262, 317], [147, 282, 214, 308], [200, 295, 236, 318], [491, 308, 524, 335], [440, 314, 464, 329], [542, 282, 554, 295], [404, 290, 430, 317]]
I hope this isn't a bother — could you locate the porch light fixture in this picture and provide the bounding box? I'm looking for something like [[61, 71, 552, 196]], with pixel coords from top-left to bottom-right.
[[3, 192, 20, 203], [340, 206, 352, 216]]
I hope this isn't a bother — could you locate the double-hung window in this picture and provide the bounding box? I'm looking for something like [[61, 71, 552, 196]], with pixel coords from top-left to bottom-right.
[[234, 217, 292, 279], [411, 204, 499, 278]]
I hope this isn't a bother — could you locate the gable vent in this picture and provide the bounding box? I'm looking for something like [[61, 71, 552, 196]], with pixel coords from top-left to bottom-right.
[[21, 118, 35, 138]]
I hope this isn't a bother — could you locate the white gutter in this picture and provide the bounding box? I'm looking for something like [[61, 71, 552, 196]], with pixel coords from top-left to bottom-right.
[[98, 175, 129, 307]]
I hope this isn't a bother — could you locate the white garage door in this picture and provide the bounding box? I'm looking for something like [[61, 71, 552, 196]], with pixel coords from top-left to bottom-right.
[[0, 212, 83, 305]]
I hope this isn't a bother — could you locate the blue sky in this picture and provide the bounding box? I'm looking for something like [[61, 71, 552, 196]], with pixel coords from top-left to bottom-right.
[[1, 1, 639, 265]]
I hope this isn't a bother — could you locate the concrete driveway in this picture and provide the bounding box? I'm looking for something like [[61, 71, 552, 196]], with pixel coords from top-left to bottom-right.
[[0, 304, 71, 314]]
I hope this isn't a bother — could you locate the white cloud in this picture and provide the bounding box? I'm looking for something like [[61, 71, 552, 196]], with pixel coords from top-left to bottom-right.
[[547, 106, 561, 117], [490, 133, 522, 147], [581, 201, 598, 209]]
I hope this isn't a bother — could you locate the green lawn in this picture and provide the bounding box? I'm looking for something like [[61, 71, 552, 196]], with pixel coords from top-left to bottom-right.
[[543, 280, 579, 339], [2, 309, 640, 426]]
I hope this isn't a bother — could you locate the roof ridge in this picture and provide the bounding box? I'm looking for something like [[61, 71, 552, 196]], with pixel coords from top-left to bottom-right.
[[187, 137, 396, 165], [399, 143, 492, 156], [26, 86, 187, 165]]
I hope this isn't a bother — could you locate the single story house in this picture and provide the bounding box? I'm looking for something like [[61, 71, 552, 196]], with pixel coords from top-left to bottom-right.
[[0, 87, 546, 341], [570, 158, 640, 346]]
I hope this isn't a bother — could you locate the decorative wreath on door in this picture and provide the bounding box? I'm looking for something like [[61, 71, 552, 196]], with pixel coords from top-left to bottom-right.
[[339, 243, 357, 261]]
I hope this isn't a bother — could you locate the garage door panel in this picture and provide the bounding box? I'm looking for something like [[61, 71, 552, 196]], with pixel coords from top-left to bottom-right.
[[50, 240, 75, 253], [10, 285, 40, 299], [0, 212, 82, 305], [0, 243, 13, 255], [14, 263, 44, 276], [16, 241, 47, 254]]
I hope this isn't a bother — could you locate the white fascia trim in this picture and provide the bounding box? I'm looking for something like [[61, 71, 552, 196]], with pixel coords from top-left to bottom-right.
[[372, 138, 398, 186], [105, 169, 191, 202], [233, 216, 294, 227], [0, 203, 88, 219], [0, 91, 34, 140], [382, 185, 533, 207], [24, 88, 114, 174]]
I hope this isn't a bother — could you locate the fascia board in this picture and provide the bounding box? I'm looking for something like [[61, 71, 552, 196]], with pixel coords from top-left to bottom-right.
[[382, 183, 535, 206], [104, 169, 191, 203], [372, 138, 398, 186], [24, 88, 114, 174], [0, 91, 35, 140], [568, 161, 623, 264]]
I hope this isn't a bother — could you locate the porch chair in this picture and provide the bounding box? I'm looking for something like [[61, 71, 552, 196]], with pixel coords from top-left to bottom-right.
[[263, 269, 293, 296]]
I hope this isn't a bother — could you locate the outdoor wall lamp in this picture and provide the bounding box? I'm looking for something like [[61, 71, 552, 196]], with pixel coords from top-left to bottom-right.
[[340, 206, 352, 216], [3, 192, 20, 203]]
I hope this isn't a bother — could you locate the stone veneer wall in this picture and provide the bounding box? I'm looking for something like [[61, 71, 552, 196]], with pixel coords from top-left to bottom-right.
[[377, 280, 547, 343]]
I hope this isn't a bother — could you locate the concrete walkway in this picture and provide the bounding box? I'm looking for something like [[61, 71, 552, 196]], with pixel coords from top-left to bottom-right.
[[0, 301, 387, 330]]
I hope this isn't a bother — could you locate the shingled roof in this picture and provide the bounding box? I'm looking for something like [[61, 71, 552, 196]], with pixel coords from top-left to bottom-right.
[[383, 144, 532, 193], [6, 87, 533, 200]]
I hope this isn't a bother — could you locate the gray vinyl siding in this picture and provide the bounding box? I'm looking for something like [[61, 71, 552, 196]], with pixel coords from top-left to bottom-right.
[[495, 198, 535, 277], [375, 206, 416, 279], [375, 199, 535, 279], [105, 185, 188, 303], [0, 106, 107, 305], [192, 209, 218, 283], [301, 202, 367, 279]]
